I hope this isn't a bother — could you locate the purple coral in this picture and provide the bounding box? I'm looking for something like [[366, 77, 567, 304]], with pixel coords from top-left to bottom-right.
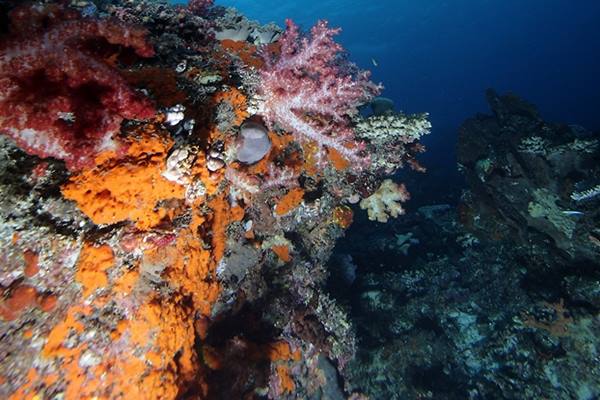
[[258, 19, 380, 168]]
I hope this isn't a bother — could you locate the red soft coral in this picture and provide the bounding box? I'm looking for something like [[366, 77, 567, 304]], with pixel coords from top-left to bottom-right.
[[187, 0, 214, 15], [0, 3, 156, 171], [258, 19, 380, 168]]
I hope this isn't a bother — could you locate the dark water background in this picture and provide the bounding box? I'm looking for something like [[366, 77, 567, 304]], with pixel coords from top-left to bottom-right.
[[178, 0, 600, 203]]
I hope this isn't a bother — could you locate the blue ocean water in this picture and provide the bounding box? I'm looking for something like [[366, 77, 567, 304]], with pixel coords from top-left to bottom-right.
[[180, 0, 600, 181]]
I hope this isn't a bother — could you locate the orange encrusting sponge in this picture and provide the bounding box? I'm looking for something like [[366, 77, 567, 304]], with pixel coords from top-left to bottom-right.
[[62, 132, 185, 230]]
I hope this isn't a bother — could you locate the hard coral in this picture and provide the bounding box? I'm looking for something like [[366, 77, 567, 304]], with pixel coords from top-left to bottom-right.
[[355, 112, 431, 173], [0, 3, 155, 171], [259, 19, 380, 168]]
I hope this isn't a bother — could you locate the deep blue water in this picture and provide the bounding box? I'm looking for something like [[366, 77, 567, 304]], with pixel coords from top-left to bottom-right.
[[210, 0, 600, 127], [179, 0, 600, 191]]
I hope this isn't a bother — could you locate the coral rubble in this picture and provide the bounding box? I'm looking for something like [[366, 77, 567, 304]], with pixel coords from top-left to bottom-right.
[[0, 1, 429, 399]]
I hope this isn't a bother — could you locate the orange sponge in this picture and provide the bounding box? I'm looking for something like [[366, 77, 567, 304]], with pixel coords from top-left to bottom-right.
[[62, 133, 185, 230]]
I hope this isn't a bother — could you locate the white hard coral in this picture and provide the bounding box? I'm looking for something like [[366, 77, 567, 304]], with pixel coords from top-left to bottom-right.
[[355, 113, 431, 145], [360, 179, 410, 223], [355, 112, 430, 173]]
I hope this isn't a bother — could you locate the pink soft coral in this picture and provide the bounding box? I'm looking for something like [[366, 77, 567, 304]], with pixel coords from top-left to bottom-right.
[[0, 3, 155, 171], [258, 19, 380, 168]]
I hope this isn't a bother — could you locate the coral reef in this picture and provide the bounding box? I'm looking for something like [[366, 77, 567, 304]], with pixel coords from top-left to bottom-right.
[[0, 2, 155, 170], [333, 91, 599, 400], [0, 1, 428, 399], [3, 1, 596, 398], [457, 89, 599, 267]]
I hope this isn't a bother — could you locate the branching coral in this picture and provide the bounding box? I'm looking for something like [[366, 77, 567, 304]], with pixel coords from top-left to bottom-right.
[[0, 3, 155, 170], [258, 19, 380, 168]]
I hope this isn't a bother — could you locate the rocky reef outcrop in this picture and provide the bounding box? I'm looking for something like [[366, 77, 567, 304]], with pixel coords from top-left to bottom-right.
[[458, 89, 600, 297], [337, 91, 599, 399]]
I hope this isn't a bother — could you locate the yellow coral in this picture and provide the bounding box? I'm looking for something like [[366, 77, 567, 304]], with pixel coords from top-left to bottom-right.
[[360, 179, 409, 223]]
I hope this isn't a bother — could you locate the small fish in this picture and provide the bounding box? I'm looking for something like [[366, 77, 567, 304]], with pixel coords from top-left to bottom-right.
[[562, 210, 584, 217], [371, 58, 378, 67], [81, 3, 97, 18]]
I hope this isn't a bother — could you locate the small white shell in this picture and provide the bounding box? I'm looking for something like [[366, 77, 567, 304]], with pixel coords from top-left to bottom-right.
[[165, 104, 186, 126], [207, 158, 225, 172], [175, 60, 187, 73]]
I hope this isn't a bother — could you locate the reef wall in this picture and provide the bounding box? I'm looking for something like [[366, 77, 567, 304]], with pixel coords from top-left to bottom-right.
[[0, 1, 430, 398]]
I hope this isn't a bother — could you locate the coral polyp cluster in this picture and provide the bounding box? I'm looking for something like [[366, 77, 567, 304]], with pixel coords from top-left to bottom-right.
[[0, 1, 430, 398]]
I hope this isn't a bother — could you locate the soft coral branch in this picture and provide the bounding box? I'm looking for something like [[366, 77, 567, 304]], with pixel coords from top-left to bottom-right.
[[0, 3, 155, 171], [258, 19, 380, 169]]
